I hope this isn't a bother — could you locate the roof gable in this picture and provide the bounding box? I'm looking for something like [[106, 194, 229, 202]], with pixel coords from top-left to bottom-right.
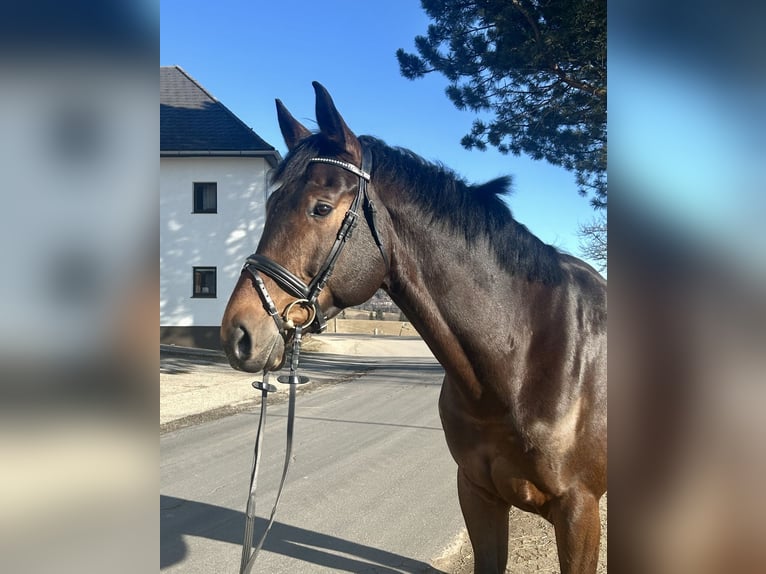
[[160, 66, 276, 153]]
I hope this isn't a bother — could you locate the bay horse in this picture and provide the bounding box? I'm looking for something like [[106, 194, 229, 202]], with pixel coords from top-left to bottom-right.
[[221, 82, 607, 573]]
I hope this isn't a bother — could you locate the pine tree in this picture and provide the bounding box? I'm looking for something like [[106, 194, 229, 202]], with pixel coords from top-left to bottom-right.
[[397, 0, 606, 209]]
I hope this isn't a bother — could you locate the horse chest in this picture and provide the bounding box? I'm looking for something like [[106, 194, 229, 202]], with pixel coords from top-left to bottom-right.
[[438, 377, 575, 504], [438, 379, 521, 469]]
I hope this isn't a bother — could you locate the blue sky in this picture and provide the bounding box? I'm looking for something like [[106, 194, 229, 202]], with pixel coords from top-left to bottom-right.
[[161, 0, 601, 266]]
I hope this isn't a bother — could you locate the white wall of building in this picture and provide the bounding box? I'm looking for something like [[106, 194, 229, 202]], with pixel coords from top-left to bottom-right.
[[160, 156, 270, 327]]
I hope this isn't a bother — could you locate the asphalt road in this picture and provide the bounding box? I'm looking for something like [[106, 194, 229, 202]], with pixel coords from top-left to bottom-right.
[[161, 356, 467, 573]]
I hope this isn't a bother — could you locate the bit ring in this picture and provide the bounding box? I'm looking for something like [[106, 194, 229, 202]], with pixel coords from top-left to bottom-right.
[[282, 299, 317, 329]]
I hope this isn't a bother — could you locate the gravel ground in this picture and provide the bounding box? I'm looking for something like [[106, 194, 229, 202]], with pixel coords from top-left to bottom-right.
[[433, 497, 608, 573]]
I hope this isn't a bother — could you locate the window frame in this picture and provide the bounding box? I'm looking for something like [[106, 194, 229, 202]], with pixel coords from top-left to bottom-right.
[[193, 181, 218, 214], [192, 266, 217, 298]]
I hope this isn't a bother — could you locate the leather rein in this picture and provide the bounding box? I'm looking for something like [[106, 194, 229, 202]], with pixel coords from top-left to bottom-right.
[[238, 147, 387, 573]]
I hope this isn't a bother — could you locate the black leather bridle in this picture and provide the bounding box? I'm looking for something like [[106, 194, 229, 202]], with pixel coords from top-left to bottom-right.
[[238, 146, 389, 574], [242, 145, 388, 337]]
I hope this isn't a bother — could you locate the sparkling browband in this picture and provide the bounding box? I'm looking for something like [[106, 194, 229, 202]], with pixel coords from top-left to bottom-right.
[[308, 157, 370, 181]]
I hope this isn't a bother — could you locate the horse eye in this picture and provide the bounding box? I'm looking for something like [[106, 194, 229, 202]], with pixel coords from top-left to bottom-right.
[[312, 202, 333, 217]]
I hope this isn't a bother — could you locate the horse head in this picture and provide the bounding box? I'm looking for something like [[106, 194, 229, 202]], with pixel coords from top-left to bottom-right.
[[220, 82, 390, 372]]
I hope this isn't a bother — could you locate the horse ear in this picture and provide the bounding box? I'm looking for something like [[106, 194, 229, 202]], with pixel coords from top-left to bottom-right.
[[276, 99, 312, 151], [312, 81, 362, 164]]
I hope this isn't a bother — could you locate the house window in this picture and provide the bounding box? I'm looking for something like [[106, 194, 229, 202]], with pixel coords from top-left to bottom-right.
[[193, 182, 217, 213], [192, 267, 217, 298]]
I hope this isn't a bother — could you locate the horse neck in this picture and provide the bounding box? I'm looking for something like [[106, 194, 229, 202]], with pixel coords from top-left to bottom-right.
[[378, 190, 532, 398]]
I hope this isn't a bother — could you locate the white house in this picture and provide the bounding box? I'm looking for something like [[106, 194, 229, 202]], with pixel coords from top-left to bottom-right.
[[160, 66, 281, 348]]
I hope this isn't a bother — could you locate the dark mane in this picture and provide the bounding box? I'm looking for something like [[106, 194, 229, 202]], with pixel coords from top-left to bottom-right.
[[270, 134, 563, 285], [359, 136, 563, 285]]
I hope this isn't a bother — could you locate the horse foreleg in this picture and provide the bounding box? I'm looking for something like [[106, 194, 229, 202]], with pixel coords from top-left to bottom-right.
[[549, 488, 602, 574], [457, 468, 510, 574]]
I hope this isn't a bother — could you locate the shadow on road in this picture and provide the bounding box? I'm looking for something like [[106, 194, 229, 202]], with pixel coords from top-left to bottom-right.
[[160, 495, 446, 573]]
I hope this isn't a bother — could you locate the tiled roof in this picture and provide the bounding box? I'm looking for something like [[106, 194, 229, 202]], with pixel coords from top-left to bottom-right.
[[160, 66, 276, 153]]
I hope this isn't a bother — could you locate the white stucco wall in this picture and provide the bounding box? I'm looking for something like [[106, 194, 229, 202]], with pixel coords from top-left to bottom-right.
[[160, 156, 270, 326]]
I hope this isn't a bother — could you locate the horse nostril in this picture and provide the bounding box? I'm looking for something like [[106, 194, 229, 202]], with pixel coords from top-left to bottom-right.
[[236, 325, 252, 361]]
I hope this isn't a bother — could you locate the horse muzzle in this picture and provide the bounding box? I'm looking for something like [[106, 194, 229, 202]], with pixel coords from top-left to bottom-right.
[[221, 315, 285, 373]]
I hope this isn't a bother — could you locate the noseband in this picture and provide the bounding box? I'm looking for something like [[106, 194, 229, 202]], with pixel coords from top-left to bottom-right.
[[242, 146, 388, 337]]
